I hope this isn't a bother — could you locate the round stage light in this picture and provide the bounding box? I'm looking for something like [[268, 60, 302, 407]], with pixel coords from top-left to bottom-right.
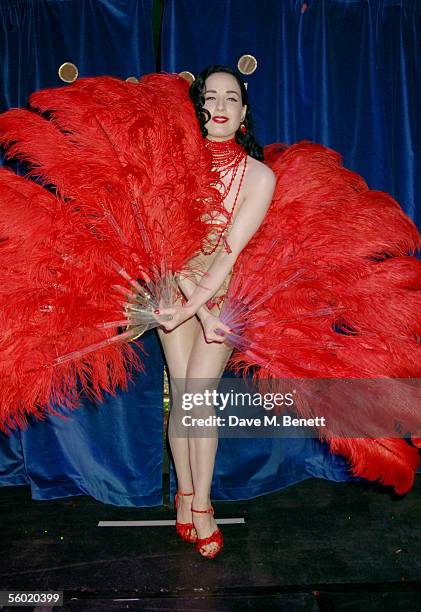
[[58, 62, 79, 83]]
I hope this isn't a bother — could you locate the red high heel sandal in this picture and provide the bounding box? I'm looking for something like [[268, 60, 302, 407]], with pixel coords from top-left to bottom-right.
[[191, 506, 224, 559], [174, 491, 197, 543]]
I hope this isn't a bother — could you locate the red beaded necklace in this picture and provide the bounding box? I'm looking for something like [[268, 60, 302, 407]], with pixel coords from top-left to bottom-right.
[[204, 137, 248, 254]]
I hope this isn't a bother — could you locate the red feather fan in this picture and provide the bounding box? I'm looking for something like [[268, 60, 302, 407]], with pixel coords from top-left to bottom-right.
[[221, 142, 421, 493], [0, 74, 224, 432]]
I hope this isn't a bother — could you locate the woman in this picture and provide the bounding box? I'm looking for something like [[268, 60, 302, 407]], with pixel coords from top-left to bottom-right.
[[155, 65, 276, 558]]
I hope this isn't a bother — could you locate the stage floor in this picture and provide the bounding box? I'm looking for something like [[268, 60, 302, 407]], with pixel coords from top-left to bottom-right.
[[1, 476, 420, 611]]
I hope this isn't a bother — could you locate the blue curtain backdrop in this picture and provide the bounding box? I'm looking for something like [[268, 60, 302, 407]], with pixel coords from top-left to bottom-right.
[[0, 0, 155, 111], [0, 0, 166, 507], [162, 0, 421, 227], [161, 0, 421, 500]]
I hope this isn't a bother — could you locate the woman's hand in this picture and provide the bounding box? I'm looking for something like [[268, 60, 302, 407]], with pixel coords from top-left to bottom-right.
[[155, 304, 195, 331], [199, 311, 232, 344], [155, 304, 231, 343]]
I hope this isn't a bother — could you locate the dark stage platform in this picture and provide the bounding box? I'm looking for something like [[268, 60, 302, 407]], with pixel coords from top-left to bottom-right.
[[1, 476, 420, 611]]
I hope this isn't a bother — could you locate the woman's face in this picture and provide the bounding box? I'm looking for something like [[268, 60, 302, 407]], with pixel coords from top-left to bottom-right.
[[202, 72, 247, 141]]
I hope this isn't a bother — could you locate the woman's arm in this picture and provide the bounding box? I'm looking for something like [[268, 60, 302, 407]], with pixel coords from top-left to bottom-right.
[[156, 164, 276, 334], [176, 273, 213, 325], [184, 165, 276, 314], [176, 271, 232, 342]]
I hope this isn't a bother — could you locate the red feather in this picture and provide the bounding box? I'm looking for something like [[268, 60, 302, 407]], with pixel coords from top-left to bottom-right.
[[0, 74, 224, 433], [329, 437, 420, 495], [222, 142, 421, 493]]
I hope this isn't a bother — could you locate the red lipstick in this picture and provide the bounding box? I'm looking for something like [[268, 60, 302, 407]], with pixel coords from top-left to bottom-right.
[[213, 116, 228, 123]]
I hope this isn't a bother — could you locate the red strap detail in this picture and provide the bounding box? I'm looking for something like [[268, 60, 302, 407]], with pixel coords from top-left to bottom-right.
[[191, 506, 214, 514], [221, 233, 232, 254]]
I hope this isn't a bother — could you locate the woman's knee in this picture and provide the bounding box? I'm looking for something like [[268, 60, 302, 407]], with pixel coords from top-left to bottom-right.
[[186, 339, 233, 381]]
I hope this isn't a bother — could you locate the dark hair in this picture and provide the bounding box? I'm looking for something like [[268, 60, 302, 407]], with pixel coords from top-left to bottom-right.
[[189, 65, 264, 161]]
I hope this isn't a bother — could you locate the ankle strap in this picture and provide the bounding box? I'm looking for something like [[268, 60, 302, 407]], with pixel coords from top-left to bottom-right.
[[176, 490, 194, 496], [191, 506, 214, 514]]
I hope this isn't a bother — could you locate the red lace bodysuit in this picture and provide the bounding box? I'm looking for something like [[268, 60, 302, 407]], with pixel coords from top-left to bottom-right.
[[176, 220, 235, 314]]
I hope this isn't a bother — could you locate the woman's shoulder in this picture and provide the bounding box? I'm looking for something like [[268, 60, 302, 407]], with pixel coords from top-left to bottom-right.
[[241, 156, 277, 210], [246, 155, 277, 187]]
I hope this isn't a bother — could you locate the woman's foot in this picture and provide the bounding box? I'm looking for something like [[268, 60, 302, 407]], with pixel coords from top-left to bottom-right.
[[174, 491, 197, 543], [191, 499, 223, 558]]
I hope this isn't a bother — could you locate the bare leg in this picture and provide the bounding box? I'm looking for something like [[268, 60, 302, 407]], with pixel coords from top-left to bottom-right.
[[157, 313, 200, 527], [157, 302, 233, 556], [186, 331, 233, 556]]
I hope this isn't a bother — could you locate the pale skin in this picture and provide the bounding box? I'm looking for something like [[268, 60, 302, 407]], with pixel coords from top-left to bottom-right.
[[156, 72, 276, 556]]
